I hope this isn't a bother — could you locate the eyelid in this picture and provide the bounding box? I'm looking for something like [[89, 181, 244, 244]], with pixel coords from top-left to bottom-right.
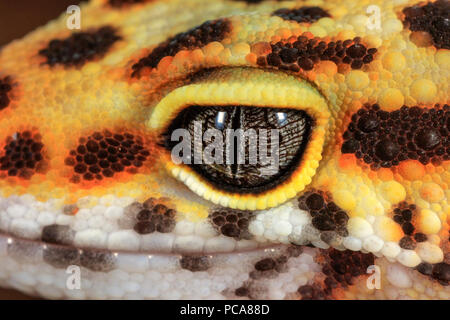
[[148, 68, 330, 132], [148, 68, 331, 210]]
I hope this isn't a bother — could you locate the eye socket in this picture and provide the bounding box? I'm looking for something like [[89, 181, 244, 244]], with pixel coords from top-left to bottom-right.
[[163, 105, 313, 193], [148, 68, 330, 210]]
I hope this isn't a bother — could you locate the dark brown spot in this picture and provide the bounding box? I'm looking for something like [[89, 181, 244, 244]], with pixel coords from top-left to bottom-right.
[[43, 246, 80, 269], [234, 287, 249, 297], [399, 236, 416, 249], [39, 26, 121, 67], [235, 245, 302, 299], [210, 208, 254, 240], [299, 190, 349, 236], [341, 104, 450, 168], [414, 128, 441, 150], [375, 139, 400, 161], [298, 57, 314, 70], [341, 139, 360, 154], [402, 0, 450, 49], [414, 233, 427, 242], [313, 215, 335, 231], [254, 258, 276, 271], [417, 262, 433, 275], [132, 200, 176, 235], [298, 284, 326, 300], [180, 255, 211, 272], [66, 130, 150, 182], [255, 34, 377, 73], [131, 19, 231, 77], [0, 131, 45, 179], [417, 261, 450, 285], [286, 245, 303, 257], [391, 202, 425, 241], [221, 223, 240, 238], [299, 248, 375, 299], [432, 262, 450, 285], [357, 114, 379, 133], [273, 6, 330, 24], [41, 224, 75, 245], [402, 222, 415, 235], [80, 250, 116, 272], [305, 193, 324, 210], [346, 43, 367, 59], [133, 221, 155, 234], [401, 209, 413, 221]]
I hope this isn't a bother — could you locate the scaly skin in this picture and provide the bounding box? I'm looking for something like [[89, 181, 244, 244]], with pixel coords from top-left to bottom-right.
[[0, 0, 448, 299]]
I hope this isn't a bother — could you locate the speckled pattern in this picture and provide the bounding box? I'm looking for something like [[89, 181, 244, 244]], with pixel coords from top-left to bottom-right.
[[0, 0, 448, 300]]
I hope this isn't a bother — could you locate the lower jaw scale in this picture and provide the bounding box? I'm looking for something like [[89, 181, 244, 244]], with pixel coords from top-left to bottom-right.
[[0, 233, 320, 299], [1, 194, 448, 299], [2, 233, 448, 300]]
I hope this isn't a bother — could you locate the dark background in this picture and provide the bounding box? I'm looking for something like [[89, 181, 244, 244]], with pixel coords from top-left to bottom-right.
[[0, 0, 84, 299], [0, 0, 84, 46]]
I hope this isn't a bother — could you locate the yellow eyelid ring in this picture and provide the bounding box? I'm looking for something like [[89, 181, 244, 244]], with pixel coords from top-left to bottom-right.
[[148, 68, 330, 210]]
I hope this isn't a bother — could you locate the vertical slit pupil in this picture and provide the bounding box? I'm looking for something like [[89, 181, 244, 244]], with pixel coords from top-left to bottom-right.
[[163, 105, 313, 193], [231, 107, 241, 176]]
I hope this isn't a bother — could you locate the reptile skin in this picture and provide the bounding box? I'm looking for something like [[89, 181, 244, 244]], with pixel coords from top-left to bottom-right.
[[0, 0, 448, 300]]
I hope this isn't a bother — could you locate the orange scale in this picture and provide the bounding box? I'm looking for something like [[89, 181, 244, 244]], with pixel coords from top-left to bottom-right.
[[315, 60, 338, 76], [302, 32, 314, 39], [250, 42, 272, 55], [305, 71, 317, 81], [245, 53, 258, 64], [398, 160, 425, 181], [270, 35, 282, 43], [377, 168, 394, 181], [157, 56, 174, 72]]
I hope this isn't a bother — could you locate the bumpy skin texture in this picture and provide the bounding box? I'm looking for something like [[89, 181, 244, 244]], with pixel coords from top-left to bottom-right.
[[0, 0, 448, 300]]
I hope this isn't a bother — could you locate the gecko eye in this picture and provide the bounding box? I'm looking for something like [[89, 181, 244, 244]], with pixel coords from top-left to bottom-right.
[[148, 68, 330, 210], [163, 105, 313, 193]]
